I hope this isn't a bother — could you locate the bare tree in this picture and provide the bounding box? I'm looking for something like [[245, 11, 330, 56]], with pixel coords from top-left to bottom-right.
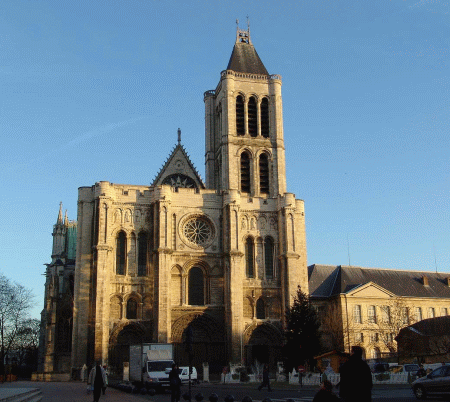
[[11, 319, 40, 368], [320, 302, 346, 352], [0, 273, 34, 378], [378, 297, 416, 354]]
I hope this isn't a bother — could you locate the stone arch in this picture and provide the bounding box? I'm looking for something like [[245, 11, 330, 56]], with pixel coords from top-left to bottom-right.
[[182, 259, 210, 276], [109, 321, 148, 345], [236, 146, 255, 158], [172, 313, 224, 344], [244, 322, 284, 366], [108, 321, 153, 373], [255, 148, 273, 160], [171, 313, 226, 376]]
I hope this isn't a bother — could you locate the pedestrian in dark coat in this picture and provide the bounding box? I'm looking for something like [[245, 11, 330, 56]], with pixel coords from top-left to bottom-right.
[[258, 364, 272, 392], [313, 380, 340, 402], [88, 362, 107, 402], [339, 346, 372, 402], [169, 364, 182, 402]]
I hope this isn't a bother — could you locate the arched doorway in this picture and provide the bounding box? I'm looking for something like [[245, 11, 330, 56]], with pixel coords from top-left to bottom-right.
[[244, 323, 283, 370], [172, 313, 226, 379], [108, 322, 152, 375]]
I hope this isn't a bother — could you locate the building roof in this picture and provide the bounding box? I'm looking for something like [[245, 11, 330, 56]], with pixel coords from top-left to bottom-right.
[[226, 27, 268, 75], [309, 264, 450, 299]]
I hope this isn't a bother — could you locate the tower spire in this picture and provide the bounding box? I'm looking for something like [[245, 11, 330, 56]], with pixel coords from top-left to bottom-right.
[[57, 202, 63, 224], [64, 210, 69, 225], [177, 128, 181, 144]]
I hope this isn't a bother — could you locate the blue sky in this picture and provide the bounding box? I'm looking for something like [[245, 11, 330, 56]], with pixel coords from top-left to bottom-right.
[[1, 0, 448, 319]]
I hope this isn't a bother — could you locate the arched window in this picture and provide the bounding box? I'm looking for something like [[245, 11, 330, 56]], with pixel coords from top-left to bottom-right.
[[259, 153, 269, 194], [126, 298, 138, 319], [240, 152, 251, 193], [261, 98, 269, 138], [188, 267, 204, 305], [137, 232, 148, 276], [248, 97, 257, 137], [256, 298, 265, 319], [116, 231, 126, 275], [264, 237, 274, 279], [236, 95, 245, 136], [245, 237, 254, 278]]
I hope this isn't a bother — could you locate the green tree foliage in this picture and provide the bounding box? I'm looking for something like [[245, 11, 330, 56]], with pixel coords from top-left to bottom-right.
[[284, 286, 321, 372]]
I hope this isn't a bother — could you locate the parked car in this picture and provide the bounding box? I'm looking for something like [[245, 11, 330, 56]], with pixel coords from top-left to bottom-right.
[[412, 364, 450, 399], [178, 366, 198, 384], [372, 363, 390, 373], [390, 364, 420, 374]]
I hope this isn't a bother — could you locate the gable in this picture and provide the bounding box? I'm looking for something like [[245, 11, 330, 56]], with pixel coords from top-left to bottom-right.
[[152, 145, 205, 190], [347, 282, 395, 298]]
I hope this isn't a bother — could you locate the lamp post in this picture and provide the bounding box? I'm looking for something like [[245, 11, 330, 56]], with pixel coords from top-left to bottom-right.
[[186, 325, 194, 402]]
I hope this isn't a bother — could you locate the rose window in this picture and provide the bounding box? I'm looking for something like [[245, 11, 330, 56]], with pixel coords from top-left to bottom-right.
[[181, 215, 214, 248]]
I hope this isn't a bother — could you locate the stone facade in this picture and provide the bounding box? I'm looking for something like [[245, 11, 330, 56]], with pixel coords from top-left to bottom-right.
[[64, 26, 308, 375]]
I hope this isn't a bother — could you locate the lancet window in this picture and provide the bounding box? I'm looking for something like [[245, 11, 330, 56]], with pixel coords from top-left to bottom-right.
[[236, 95, 245, 136], [245, 237, 255, 278], [240, 152, 251, 193], [137, 232, 148, 276], [188, 267, 204, 306], [264, 237, 274, 279], [259, 153, 269, 194], [116, 231, 126, 275]]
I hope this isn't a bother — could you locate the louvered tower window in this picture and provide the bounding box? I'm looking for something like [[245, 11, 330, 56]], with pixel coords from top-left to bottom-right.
[[248, 97, 257, 137], [236, 95, 245, 136], [261, 98, 269, 138], [240, 152, 251, 193], [259, 153, 269, 194], [264, 237, 274, 279], [116, 231, 126, 275], [245, 237, 254, 278], [137, 232, 147, 276]]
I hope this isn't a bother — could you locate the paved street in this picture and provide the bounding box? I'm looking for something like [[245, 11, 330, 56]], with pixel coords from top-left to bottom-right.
[[0, 381, 420, 402]]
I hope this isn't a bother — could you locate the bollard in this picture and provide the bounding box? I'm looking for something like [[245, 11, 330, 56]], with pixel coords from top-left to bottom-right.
[[195, 393, 204, 402], [183, 393, 191, 401], [209, 393, 219, 402], [224, 395, 235, 402], [242, 396, 252, 402]]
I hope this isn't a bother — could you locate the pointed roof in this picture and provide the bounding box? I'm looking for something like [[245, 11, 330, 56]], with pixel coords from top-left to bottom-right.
[[152, 129, 205, 190], [226, 24, 269, 75], [57, 202, 63, 224]]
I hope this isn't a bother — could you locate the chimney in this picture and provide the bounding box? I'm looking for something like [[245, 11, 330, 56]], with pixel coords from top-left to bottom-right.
[[422, 275, 429, 286], [446, 278, 450, 287]]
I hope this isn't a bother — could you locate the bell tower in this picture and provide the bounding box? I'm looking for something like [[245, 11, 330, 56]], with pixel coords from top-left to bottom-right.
[[204, 23, 287, 197]]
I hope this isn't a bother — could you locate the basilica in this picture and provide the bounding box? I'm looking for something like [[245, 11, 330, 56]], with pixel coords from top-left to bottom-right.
[[38, 26, 308, 377], [38, 27, 450, 380]]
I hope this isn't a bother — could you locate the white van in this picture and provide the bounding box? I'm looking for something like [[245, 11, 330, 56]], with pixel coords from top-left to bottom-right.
[[178, 366, 198, 384]]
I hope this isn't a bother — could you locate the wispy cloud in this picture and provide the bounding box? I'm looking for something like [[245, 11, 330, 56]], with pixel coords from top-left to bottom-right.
[[9, 116, 148, 171]]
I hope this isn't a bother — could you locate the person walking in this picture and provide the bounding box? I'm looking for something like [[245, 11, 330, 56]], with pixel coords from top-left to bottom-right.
[[88, 362, 107, 402], [339, 346, 372, 402], [258, 364, 272, 392], [169, 364, 182, 402], [313, 380, 340, 402]]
